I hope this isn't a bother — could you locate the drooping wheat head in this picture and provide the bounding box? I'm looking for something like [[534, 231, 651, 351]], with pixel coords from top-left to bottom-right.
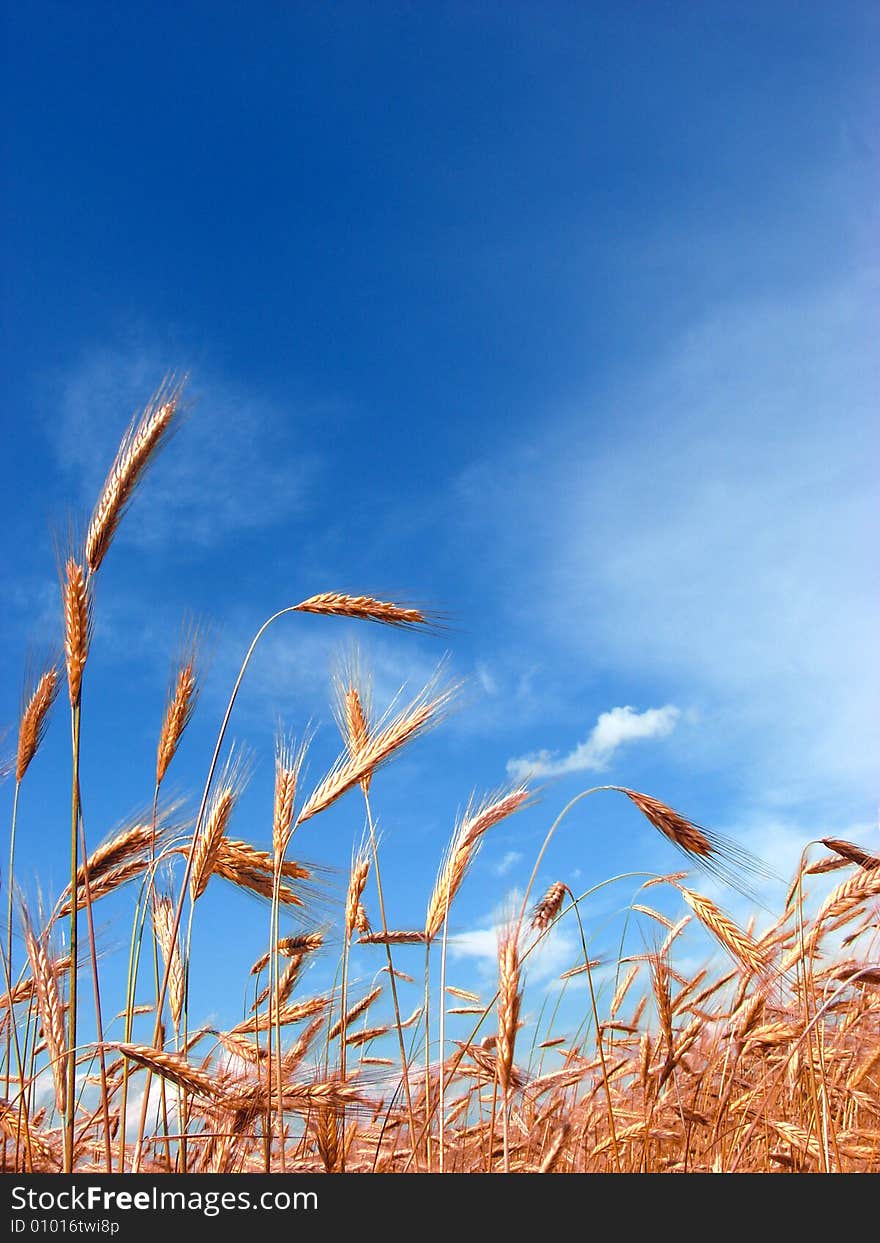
[[530, 881, 567, 933]]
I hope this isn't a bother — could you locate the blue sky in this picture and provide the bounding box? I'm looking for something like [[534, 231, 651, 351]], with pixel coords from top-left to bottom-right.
[[1, 3, 878, 1043]]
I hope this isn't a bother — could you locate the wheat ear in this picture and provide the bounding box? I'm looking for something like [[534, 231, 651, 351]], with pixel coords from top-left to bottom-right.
[[426, 787, 530, 940], [85, 378, 185, 573]]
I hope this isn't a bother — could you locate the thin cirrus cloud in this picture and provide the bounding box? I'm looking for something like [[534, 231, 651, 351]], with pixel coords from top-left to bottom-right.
[[507, 704, 680, 782]]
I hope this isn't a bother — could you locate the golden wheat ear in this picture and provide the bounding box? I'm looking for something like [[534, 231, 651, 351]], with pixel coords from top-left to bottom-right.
[[530, 881, 567, 932], [85, 375, 187, 573], [16, 660, 61, 783], [156, 628, 202, 788], [293, 591, 447, 632], [426, 785, 531, 940], [298, 673, 457, 824], [62, 558, 91, 707]]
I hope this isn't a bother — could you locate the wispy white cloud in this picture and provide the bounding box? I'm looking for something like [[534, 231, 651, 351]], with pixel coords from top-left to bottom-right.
[[458, 266, 880, 812], [492, 850, 523, 877], [507, 704, 680, 781], [47, 341, 322, 552]]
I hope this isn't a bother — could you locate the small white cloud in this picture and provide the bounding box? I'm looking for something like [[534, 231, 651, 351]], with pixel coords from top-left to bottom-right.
[[450, 923, 579, 984], [124, 1078, 179, 1140], [492, 850, 523, 877], [507, 703, 680, 781], [475, 662, 499, 697]]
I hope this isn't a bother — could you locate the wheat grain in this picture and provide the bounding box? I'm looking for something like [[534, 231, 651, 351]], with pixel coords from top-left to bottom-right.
[[190, 780, 239, 902], [497, 928, 522, 1096], [821, 838, 880, 871], [345, 851, 371, 940]]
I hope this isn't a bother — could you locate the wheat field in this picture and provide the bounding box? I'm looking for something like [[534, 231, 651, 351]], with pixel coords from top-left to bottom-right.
[[2, 384, 878, 1174]]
